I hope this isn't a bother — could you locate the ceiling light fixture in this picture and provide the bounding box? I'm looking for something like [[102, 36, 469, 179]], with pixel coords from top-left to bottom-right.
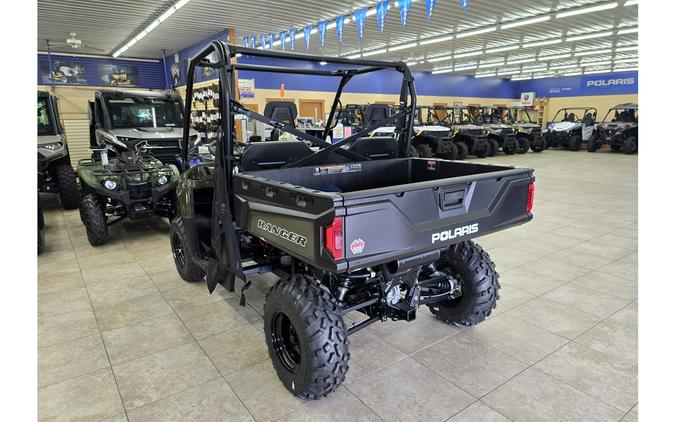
[[511, 75, 533, 80], [584, 68, 612, 74], [475, 73, 497, 78], [575, 48, 613, 57], [419, 34, 455, 46], [556, 2, 618, 19], [581, 60, 613, 66], [615, 45, 638, 52], [533, 73, 555, 79], [549, 64, 579, 71], [613, 58, 639, 64], [501, 15, 552, 30], [389, 42, 419, 51], [566, 31, 614, 42], [539, 53, 572, 60], [617, 27, 639, 35], [361, 48, 388, 57], [113, 0, 191, 57], [456, 26, 497, 38], [454, 65, 478, 71], [431, 68, 454, 74], [507, 58, 537, 65], [453, 50, 483, 58], [523, 38, 562, 48], [613, 67, 638, 71], [345, 53, 362, 59], [485, 45, 520, 54], [427, 55, 454, 62], [479, 61, 504, 69], [624, 0, 638, 6]]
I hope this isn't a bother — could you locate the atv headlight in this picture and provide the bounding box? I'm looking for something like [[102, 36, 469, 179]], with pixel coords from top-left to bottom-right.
[[157, 175, 169, 185], [103, 180, 117, 190], [40, 142, 64, 151]]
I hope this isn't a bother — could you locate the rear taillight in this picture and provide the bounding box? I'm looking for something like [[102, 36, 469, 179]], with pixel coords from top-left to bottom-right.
[[324, 216, 344, 260], [527, 183, 535, 213]]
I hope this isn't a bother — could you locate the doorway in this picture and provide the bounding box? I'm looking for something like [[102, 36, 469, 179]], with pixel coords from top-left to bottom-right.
[[298, 99, 325, 124]]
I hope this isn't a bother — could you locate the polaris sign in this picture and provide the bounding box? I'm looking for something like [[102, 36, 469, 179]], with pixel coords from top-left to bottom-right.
[[585, 77, 635, 88]]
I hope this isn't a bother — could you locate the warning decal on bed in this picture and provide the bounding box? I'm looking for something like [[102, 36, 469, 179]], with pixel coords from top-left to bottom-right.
[[313, 163, 362, 176]]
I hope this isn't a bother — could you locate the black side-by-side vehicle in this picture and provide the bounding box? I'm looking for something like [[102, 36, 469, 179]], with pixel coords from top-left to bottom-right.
[[171, 42, 535, 400], [589, 103, 638, 154]]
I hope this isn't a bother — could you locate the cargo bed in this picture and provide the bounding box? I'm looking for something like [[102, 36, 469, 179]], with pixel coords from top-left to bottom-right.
[[233, 158, 534, 272]]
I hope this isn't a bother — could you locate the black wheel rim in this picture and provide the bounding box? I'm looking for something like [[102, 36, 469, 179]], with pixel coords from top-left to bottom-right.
[[271, 311, 302, 372], [171, 232, 186, 268]]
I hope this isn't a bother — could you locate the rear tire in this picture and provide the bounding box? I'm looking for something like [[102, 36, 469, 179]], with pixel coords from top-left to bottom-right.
[[487, 139, 499, 157], [516, 137, 530, 154], [55, 165, 81, 209], [568, 135, 581, 151], [530, 139, 544, 153], [408, 145, 419, 157], [264, 274, 349, 399], [586, 137, 598, 152], [502, 139, 518, 155], [623, 136, 637, 154], [444, 142, 458, 160], [427, 241, 500, 326], [170, 216, 206, 282], [416, 143, 433, 158], [80, 194, 109, 246], [474, 141, 489, 158], [455, 142, 468, 160]]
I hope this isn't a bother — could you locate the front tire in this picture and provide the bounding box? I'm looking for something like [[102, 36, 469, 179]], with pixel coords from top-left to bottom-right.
[[502, 139, 518, 155], [586, 137, 598, 152], [530, 139, 544, 153], [474, 141, 489, 158], [264, 274, 349, 399], [455, 142, 468, 160], [170, 216, 206, 282], [487, 139, 499, 157], [443, 142, 458, 160], [416, 143, 433, 158], [623, 136, 637, 154], [568, 135, 581, 151], [55, 165, 81, 209], [427, 241, 500, 326], [80, 194, 109, 246], [516, 137, 530, 154]]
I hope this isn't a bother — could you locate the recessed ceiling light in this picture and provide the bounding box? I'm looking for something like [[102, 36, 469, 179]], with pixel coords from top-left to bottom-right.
[[453, 50, 483, 58], [502, 15, 551, 30], [479, 61, 504, 69], [419, 34, 455, 46], [624, 0, 638, 6], [523, 38, 562, 48], [575, 48, 613, 57], [511, 75, 533, 80], [345, 53, 362, 59], [617, 27, 638, 35], [507, 58, 537, 65], [556, 2, 618, 19], [566, 31, 614, 42], [389, 42, 419, 51], [319, 61, 327, 65], [615, 45, 638, 52], [485, 45, 520, 54], [456, 26, 497, 38], [584, 69, 612, 74], [427, 55, 454, 63], [361, 48, 388, 57], [431, 68, 454, 74], [613, 67, 638, 71], [539, 53, 572, 60], [454, 65, 478, 71], [475, 73, 497, 78]]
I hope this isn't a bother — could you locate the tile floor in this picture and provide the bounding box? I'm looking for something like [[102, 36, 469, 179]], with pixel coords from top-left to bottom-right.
[[38, 149, 638, 421]]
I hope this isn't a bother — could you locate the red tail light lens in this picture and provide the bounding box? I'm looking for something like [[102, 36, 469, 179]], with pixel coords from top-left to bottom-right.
[[527, 183, 535, 213], [324, 216, 344, 260]]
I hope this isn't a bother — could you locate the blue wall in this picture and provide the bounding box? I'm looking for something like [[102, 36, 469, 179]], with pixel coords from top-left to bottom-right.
[[516, 71, 638, 98], [163, 29, 230, 88], [37, 53, 165, 89]]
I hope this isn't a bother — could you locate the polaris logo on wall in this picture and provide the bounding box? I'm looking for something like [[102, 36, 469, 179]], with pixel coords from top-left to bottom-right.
[[257, 219, 308, 247], [432, 223, 479, 244], [585, 77, 635, 88]]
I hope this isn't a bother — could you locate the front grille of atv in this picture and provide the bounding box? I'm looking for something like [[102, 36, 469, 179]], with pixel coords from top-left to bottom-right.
[[145, 139, 181, 164], [128, 182, 152, 200]]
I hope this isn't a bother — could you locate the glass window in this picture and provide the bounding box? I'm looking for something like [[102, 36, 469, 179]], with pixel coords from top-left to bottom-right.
[[107, 97, 184, 129], [38, 98, 55, 136]]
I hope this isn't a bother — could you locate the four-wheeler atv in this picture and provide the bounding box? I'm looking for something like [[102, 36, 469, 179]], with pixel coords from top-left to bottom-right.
[[88, 90, 200, 166], [38, 91, 81, 209], [428, 106, 490, 158], [505, 106, 546, 153], [170, 42, 535, 400], [472, 106, 523, 155], [544, 107, 598, 151], [372, 123, 459, 159], [589, 103, 638, 154]]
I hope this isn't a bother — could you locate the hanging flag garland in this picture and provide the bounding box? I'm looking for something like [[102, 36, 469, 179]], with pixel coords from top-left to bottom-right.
[[250, 35, 257, 48], [425, 0, 436, 21], [318, 20, 328, 47], [376, 0, 389, 32], [279, 31, 287, 51], [289, 27, 297, 50], [460, 0, 470, 12], [260, 33, 267, 50], [335, 15, 345, 46], [398, 0, 412, 30], [354, 7, 367, 40], [268, 32, 275, 49], [242, 36, 249, 47], [303, 25, 312, 50]]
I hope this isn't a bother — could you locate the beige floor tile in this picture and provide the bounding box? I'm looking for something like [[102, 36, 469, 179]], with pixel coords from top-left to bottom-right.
[[277, 387, 382, 422], [622, 405, 638, 422], [100, 414, 128, 422], [224, 360, 305, 421], [599, 259, 638, 281], [76, 248, 137, 271], [543, 284, 632, 318], [113, 342, 219, 410], [38, 287, 91, 319], [368, 312, 463, 355], [148, 269, 190, 291], [413, 333, 527, 397], [491, 285, 535, 316], [483, 245, 537, 271], [533, 232, 586, 249], [448, 401, 509, 422], [522, 256, 590, 282], [483, 368, 624, 422], [571, 270, 637, 300], [576, 320, 638, 365], [38, 271, 84, 295], [86, 275, 158, 307], [38, 368, 124, 422], [198, 321, 268, 376], [127, 378, 253, 422], [102, 314, 193, 365], [162, 282, 234, 313], [176, 297, 260, 339], [465, 314, 568, 364], [81, 262, 148, 284], [573, 241, 633, 261], [535, 342, 637, 412], [344, 330, 408, 384], [499, 267, 565, 296], [38, 307, 99, 348], [347, 358, 474, 422], [507, 297, 601, 339], [608, 301, 638, 331], [39, 335, 110, 387], [94, 292, 174, 332], [549, 248, 615, 271]]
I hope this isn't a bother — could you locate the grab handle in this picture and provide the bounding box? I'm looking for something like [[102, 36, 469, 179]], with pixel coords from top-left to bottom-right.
[[439, 188, 465, 211]]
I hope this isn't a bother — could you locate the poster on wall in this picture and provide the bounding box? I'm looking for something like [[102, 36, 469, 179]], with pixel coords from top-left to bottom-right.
[[520, 92, 535, 106], [453, 101, 463, 107], [200, 66, 215, 80], [170, 63, 181, 86], [98, 64, 139, 86], [39, 60, 87, 85], [239, 79, 255, 98]]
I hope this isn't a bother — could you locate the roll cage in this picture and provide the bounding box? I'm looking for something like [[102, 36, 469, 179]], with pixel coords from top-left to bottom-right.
[[550, 107, 598, 123], [179, 40, 418, 291], [602, 103, 638, 123]]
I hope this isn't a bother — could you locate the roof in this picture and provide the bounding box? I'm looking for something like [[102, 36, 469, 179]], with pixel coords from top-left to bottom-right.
[[610, 103, 638, 110]]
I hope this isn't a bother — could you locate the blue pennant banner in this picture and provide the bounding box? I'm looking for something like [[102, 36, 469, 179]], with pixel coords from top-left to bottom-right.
[[318, 20, 328, 47], [279, 31, 287, 51], [303, 25, 312, 50], [335, 15, 345, 46], [289, 27, 297, 50], [398, 0, 412, 29], [242, 36, 249, 47], [376, 0, 389, 32], [250, 35, 257, 48], [425, 0, 436, 20], [460, 0, 469, 12], [260, 33, 267, 50], [268, 32, 275, 49], [354, 7, 367, 40]]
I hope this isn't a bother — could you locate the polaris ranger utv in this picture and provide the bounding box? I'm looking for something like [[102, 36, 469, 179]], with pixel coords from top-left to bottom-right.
[[544, 107, 598, 151], [589, 103, 638, 154], [38, 91, 81, 209], [171, 42, 535, 400], [431, 106, 491, 158], [505, 106, 545, 153], [77, 90, 194, 246], [471, 106, 523, 155]]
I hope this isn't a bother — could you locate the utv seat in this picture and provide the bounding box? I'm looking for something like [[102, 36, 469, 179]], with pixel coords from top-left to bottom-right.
[[240, 141, 313, 171], [582, 113, 595, 126], [264, 101, 298, 142], [348, 136, 399, 160], [363, 104, 391, 125]]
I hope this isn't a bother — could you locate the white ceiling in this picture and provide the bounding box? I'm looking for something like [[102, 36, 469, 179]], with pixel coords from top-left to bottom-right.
[[37, 0, 638, 79]]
